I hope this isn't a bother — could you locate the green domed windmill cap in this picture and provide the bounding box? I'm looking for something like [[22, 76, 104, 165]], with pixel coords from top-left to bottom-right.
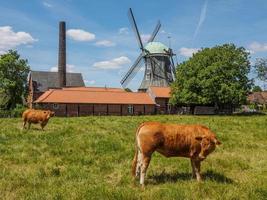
[[144, 42, 169, 54]]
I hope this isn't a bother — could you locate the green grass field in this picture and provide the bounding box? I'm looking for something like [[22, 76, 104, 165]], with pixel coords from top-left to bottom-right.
[[0, 115, 266, 200]]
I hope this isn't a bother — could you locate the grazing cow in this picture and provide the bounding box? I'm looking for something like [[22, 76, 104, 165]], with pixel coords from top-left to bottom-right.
[[132, 122, 221, 187], [22, 109, 55, 130]]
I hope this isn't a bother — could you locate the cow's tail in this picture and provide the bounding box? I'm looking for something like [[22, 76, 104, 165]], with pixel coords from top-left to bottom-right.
[[131, 123, 145, 177]]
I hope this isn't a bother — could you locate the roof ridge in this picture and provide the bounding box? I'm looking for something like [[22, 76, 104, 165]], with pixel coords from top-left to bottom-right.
[[59, 90, 128, 93], [31, 70, 82, 74], [38, 89, 55, 102]]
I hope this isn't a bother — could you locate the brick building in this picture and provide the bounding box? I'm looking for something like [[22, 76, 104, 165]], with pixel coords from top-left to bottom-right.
[[148, 86, 176, 114], [35, 87, 156, 116], [27, 71, 84, 108]]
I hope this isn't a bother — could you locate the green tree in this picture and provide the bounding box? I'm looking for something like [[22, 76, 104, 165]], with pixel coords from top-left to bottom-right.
[[0, 50, 30, 110], [252, 85, 262, 92], [254, 58, 267, 90], [170, 44, 252, 110]]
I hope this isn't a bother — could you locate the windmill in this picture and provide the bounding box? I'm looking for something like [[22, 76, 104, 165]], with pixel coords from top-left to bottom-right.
[[120, 8, 176, 91]]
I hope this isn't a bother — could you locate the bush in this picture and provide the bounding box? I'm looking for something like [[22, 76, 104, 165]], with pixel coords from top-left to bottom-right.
[[0, 104, 27, 118], [11, 104, 27, 117], [0, 109, 12, 118]]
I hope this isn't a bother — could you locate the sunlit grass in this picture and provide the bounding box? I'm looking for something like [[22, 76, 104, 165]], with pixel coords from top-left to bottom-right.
[[0, 115, 266, 199]]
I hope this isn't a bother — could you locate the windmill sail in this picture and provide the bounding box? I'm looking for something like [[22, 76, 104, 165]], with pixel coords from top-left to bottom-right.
[[120, 53, 143, 87], [128, 8, 144, 50], [147, 21, 161, 43]]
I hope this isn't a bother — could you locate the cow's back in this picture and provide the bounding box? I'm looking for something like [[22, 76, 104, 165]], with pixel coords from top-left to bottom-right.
[[137, 123, 209, 158], [22, 109, 33, 121], [23, 109, 48, 123]]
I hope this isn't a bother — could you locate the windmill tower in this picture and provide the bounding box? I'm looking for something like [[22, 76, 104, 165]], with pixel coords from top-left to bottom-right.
[[120, 8, 176, 91]]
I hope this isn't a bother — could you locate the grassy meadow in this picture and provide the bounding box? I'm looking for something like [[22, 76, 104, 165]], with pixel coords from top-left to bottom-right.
[[0, 115, 266, 200]]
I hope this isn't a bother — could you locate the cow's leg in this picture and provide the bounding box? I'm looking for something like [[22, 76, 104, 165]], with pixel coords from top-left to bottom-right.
[[190, 158, 196, 179], [41, 121, 47, 131], [194, 160, 202, 181], [22, 121, 27, 129], [27, 122, 31, 130], [140, 154, 151, 187], [135, 148, 143, 178]]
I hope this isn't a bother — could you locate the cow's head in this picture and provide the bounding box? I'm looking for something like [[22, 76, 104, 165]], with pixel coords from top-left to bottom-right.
[[49, 111, 55, 117], [44, 110, 55, 119], [195, 135, 221, 160]]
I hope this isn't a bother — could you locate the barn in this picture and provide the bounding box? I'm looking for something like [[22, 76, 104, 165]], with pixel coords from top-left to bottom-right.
[[34, 86, 174, 116], [27, 71, 85, 107]]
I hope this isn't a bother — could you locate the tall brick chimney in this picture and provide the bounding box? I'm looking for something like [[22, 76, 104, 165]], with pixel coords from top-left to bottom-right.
[[58, 21, 66, 88]]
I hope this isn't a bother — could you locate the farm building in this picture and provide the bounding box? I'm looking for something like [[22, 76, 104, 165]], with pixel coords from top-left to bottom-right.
[[34, 86, 173, 116], [247, 91, 267, 109], [27, 71, 85, 107]]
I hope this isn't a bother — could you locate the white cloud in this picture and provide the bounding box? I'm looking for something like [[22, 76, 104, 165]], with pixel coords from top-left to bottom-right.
[[50, 64, 75, 72], [141, 34, 151, 43], [118, 27, 129, 35], [194, 0, 208, 40], [93, 56, 131, 70], [248, 41, 267, 54], [94, 40, 116, 47], [84, 80, 96, 85], [43, 1, 53, 8], [66, 29, 95, 42], [0, 26, 37, 54], [179, 47, 199, 57]]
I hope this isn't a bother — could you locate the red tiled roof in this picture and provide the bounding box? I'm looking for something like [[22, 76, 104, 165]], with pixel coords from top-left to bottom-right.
[[149, 86, 171, 98], [62, 87, 125, 92], [247, 91, 267, 104], [35, 89, 155, 105]]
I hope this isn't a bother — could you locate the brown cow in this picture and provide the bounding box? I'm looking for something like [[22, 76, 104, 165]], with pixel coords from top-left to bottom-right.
[[132, 122, 221, 187], [22, 109, 55, 130]]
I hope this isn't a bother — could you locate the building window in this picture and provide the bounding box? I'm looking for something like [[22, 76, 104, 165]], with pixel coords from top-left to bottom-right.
[[128, 105, 134, 114], [53, 103, 59, 109]]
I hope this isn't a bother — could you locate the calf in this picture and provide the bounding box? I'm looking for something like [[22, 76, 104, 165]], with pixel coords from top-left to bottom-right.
[[132, 122, 221, 187], [22, 109, 55, 130]]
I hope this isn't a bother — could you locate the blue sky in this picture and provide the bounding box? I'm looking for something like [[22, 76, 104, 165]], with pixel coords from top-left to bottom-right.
[[1, 0, 267, 90]]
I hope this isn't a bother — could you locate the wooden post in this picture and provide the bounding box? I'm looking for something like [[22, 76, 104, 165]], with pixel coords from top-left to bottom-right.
[[65, 104, 68, 117], [143, 105, 145, 115], [93, 104, 95, 115]]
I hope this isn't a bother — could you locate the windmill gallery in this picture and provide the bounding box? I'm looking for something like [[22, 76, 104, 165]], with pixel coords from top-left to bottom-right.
[[27, 9, 178, 117]]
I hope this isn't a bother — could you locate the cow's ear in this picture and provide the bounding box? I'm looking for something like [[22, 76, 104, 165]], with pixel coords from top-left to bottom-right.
[[195, 136, 203, 141]]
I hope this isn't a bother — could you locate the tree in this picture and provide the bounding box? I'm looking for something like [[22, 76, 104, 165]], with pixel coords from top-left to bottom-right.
[[252, 85, 262, 92], [254, 58, 267, 90], [170, 44, 252, 110], [0, 50, 30, 110]]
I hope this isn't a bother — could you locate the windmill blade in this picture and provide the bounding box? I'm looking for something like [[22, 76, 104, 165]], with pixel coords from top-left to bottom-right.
[[120, 53, 143, 87], [147, 21, 161, 43], [128, 8, 144, 50], [170, 55, 176, 77]]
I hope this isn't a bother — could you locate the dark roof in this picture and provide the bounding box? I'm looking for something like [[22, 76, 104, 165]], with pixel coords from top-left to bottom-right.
[[30, 71, 85, 92]]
